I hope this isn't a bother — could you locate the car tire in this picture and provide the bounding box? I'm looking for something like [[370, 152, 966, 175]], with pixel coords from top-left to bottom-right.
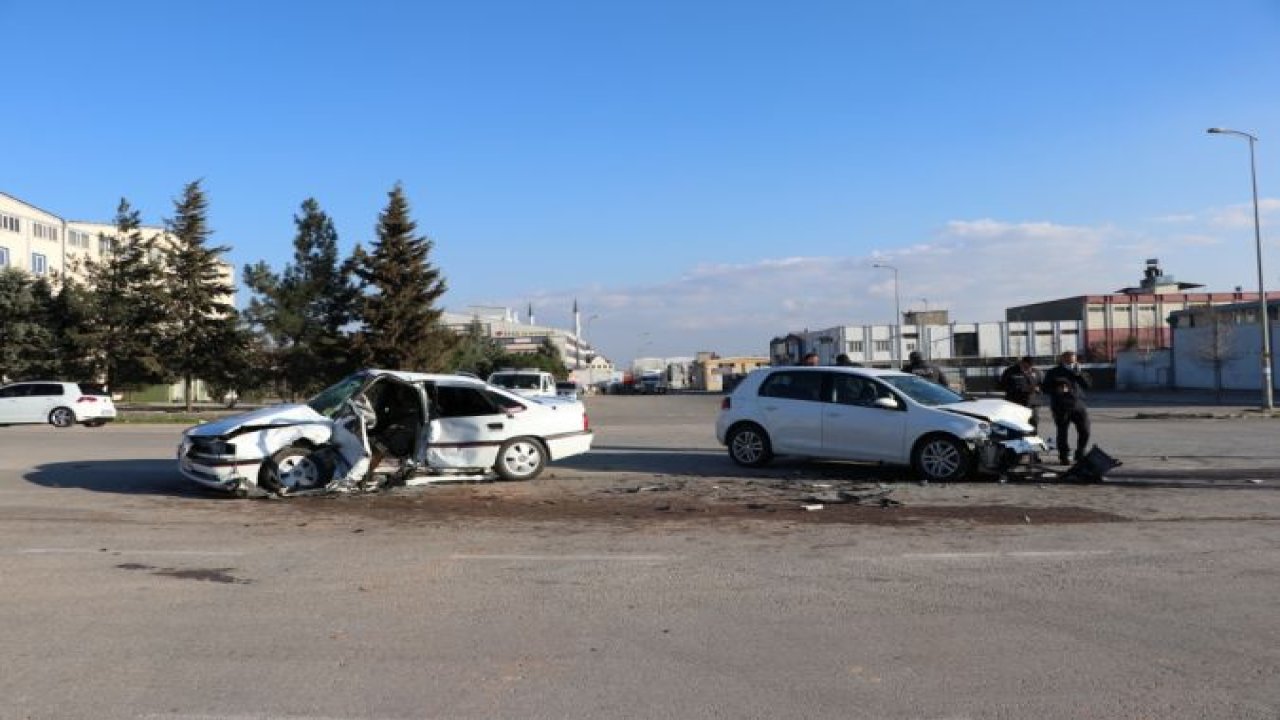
[[494, 437, 546, 481], [912, 434, 972, 483], [727, 423, 773, 467], [259, 444, 333, 494], [48, 407, 76, 428]]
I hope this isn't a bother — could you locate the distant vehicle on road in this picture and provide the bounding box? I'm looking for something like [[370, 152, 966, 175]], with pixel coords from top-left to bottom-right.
[[487, 368, 558, 398], [555, 381, 582, 399], [637, 369, 668, 394], [0, 381, 117, 428]]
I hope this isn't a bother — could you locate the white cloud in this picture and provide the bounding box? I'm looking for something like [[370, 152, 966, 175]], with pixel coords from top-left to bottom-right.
[[468, 203, 1280, 364]]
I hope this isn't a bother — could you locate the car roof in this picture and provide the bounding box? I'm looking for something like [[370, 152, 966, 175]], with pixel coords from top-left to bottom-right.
[[756, 366, 912, 378], [365, 369, 486, 385]]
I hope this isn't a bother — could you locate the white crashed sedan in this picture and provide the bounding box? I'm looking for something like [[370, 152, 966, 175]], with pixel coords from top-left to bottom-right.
[[715, 366, 1046, 483], [178, 369, 593, 496]]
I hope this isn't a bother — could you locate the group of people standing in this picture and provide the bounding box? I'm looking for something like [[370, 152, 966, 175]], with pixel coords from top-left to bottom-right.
[[798, 348, 1092, 465], [999, 351, 1092, 465]]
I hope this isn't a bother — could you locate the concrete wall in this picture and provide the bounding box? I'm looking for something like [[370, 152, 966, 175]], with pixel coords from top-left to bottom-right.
[[1172, 321, 1278, 391]]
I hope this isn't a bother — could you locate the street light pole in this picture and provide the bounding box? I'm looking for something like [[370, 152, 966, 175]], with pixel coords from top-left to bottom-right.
[[873, 263, 901, 368], [1208, 127, 1274, 410]]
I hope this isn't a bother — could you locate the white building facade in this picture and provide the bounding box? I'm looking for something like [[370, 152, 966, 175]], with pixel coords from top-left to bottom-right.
[[772, 320, 1083, 367]]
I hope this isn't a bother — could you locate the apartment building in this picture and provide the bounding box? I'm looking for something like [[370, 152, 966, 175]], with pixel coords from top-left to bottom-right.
[[0, 191, 233, 288]]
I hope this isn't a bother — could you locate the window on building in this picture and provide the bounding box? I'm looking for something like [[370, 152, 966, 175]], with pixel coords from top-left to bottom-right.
[[0, 213, 18, 233], [33, 222, 59, 241], [874, 340, 890, 352], [0, 246, 8, 267], [68, 229, 90, 248], [849, 341, 864, 353], [31, 253, 48, 275], [905, 342, 916, 352], [99, 236, 114, 254]]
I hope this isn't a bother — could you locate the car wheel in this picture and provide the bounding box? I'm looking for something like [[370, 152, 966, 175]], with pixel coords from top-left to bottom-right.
[[727, 423, 773, 467], [494, 437, 546, 481], [260, 444, 333, 494], [912, 434, 972, 483], [48, 407, 76, 428]]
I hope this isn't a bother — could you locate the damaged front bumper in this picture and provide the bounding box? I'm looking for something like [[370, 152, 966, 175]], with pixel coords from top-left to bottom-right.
[[177, 437, 267, 495], [975, 429, 1049, 478]]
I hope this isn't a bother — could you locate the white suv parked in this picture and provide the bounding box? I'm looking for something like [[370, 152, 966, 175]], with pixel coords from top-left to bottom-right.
[[715, 366, 1045, 483], [0, 381, 118, 428]]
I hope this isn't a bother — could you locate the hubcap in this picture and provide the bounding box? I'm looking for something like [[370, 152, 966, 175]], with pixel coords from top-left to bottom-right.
[[921, 441, 961, 478], [52, 409, 73, 427], [732, 431, 763, 463], [503, 442, 541, 477], [276, 455, 320, 489]]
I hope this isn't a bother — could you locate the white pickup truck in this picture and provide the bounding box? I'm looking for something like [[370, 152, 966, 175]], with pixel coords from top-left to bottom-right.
[[487, 369, 559, 399]]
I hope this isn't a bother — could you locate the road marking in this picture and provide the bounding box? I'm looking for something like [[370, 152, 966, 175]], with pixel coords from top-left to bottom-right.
[[895, 550, 1113, 560], [139, 715, 409, 720], [449, 553, 668, 562], [13, 548, 245, 557]]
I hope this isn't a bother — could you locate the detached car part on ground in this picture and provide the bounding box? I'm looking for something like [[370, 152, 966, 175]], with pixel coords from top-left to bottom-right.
[[178, 370, 593, 497], [715, 366, 1048, 483]]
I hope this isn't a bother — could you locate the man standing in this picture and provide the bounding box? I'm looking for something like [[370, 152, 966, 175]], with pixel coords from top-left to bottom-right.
[[999, 356, 1043, 430], [902, 351, 948, 387], [1041, 350, 1091, 464]]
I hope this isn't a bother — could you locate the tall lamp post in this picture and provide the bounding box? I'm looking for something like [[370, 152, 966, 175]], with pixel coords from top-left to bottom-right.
[[873, 263, 901, 368], [1208, 127, 1274, 410]]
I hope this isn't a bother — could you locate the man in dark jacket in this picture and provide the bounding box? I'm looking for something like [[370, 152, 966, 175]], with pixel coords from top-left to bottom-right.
[[1041, 350, 1091, 464], [999, 356, 1043, 430], [902, 351, 948, 387]]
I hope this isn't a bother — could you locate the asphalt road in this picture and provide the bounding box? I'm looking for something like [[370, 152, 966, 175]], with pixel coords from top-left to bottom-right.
[[2, 395, 1279, 720]]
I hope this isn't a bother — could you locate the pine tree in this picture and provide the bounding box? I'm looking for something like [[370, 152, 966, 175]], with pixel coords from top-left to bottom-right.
[[160, 180, 236, 410], [0, 268, 54, 380], [351, 184, 455, 371], [78, 199, 170, 391], [244, 198, 358, 398]]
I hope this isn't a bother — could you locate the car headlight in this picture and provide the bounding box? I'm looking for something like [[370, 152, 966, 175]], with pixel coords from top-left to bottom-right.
[[976, 421, 990, 435]]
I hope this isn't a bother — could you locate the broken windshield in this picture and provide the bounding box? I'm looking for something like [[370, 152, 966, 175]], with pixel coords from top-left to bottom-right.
[[307, 373, 370, 417]]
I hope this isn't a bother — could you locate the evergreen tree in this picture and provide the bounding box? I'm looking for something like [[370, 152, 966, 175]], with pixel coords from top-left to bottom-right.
[[244, 198, 358, 398], [160, 180, 236, 410], [78, 199, 170, 390], [451, 317, 505, 377], [351, 184, 455, 371], [0, 268, 53, 380]]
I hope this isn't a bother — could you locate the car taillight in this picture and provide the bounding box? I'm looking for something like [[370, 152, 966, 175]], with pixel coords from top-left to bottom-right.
[[720, 397, 731, 410], [583, 413, 590, 431], [76, 396, 98, 403]]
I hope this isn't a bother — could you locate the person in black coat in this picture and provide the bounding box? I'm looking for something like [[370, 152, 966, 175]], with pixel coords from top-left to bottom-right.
[[902, 351, 948, 387], [999, 356, 1043, 430], [1041, 350, 1092, 464]]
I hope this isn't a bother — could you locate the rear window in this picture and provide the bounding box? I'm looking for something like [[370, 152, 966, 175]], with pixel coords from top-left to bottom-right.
[[78, 383, 110, 396]]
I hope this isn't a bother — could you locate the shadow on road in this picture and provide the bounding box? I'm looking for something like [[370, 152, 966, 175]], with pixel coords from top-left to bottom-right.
[[26, 459, 230, 498], [557, 445, 919, 483]]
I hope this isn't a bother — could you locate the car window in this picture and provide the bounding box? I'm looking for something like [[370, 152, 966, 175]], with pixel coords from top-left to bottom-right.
[[435, 386, 501, 418], [758, 371, 824, 402], [0, 385, 24, 398], [832, 374, 884, 407], [30, 383, 65, 397], [881, 375, 965, 406], [486, 390, 527, 413], [78, 383, 110, 396]]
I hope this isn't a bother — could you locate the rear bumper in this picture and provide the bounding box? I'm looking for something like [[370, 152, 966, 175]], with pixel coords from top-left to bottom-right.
[[545, 430, 594, 460]]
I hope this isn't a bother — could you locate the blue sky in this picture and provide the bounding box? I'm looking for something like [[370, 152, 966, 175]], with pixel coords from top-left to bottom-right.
[[3, 0, 1279, 363]]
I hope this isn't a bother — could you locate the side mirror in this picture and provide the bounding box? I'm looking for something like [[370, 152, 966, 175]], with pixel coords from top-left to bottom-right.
[[874, 396, 900, 410]]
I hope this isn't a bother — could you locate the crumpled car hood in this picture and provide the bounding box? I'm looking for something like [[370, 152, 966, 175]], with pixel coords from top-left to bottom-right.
[[940, 398, 1033, 428], [186, 404, 329, 437]]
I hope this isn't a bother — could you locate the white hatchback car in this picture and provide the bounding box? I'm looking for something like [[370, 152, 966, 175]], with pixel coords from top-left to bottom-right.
[[0, 381, 117, 428], [179, 369, 594, 496], [715, 366, 1045, 482]]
